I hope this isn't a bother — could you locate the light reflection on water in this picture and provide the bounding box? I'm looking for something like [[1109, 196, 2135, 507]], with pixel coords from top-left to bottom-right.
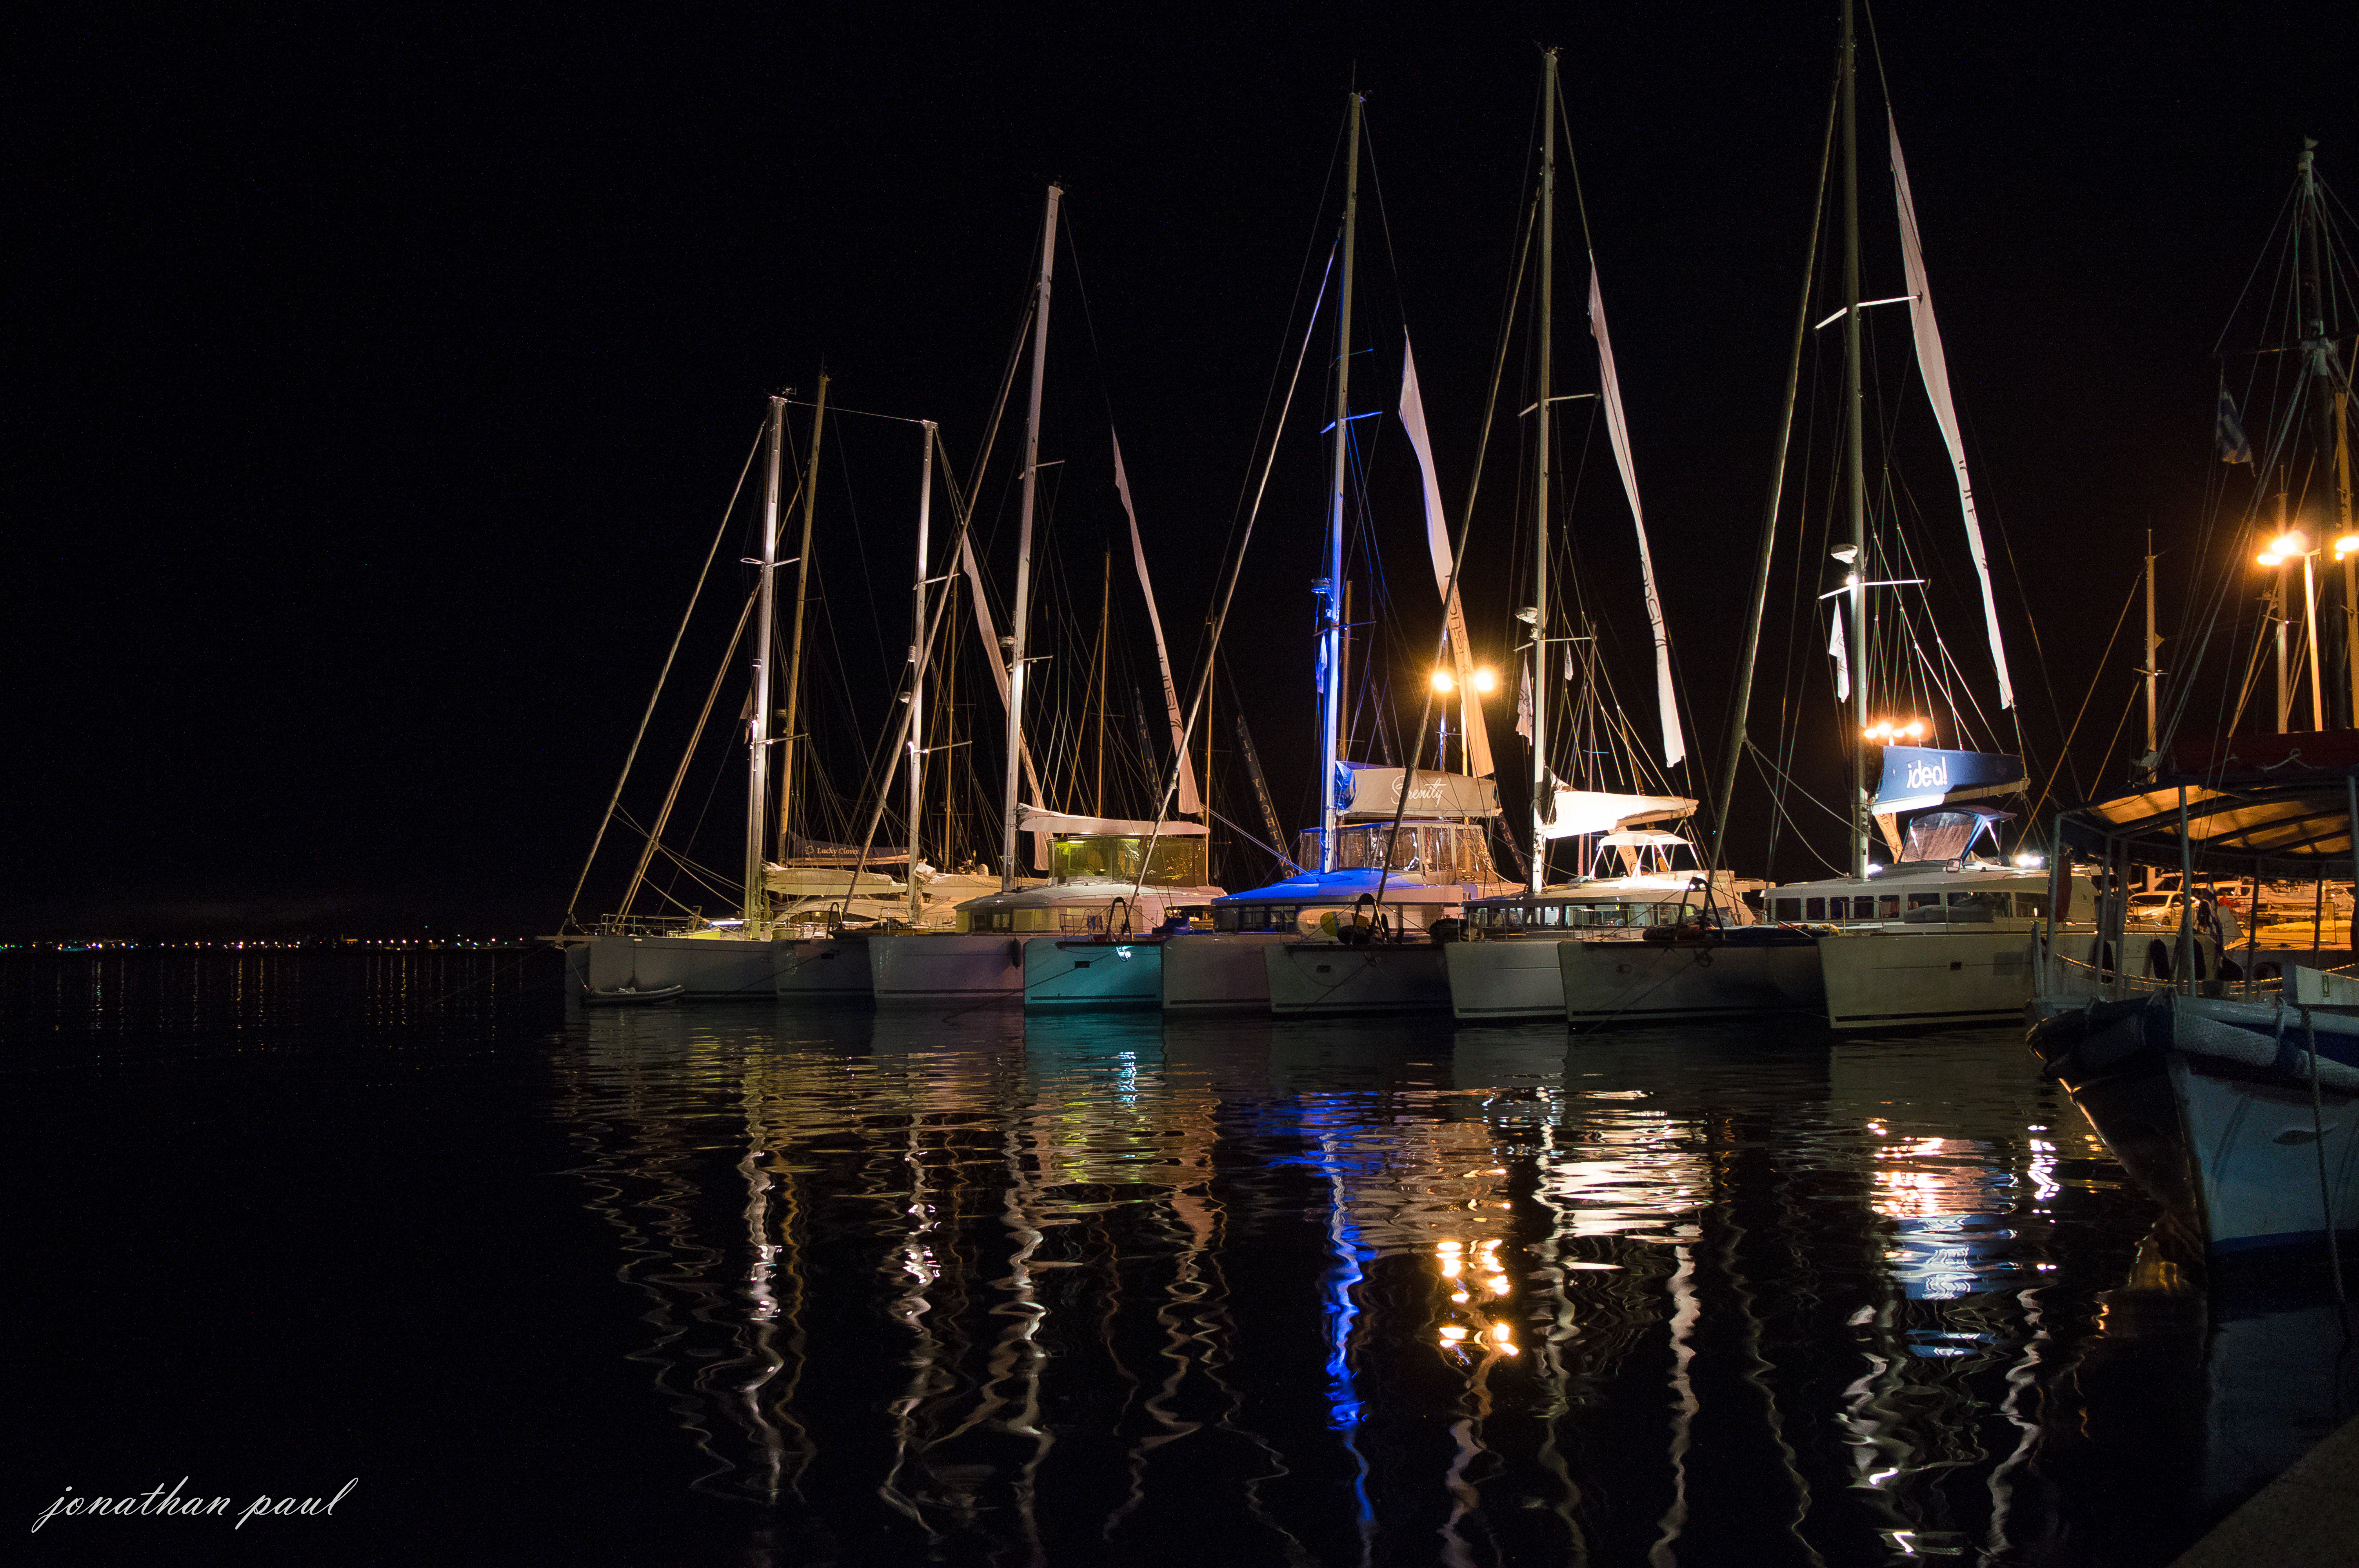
[[14, 951, 2343, 1567], [545, 1006, 2326, 1567]]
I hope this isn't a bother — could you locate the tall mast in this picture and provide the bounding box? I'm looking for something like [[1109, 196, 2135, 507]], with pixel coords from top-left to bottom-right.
[[2143, 530, 2158, 757], [2298, 140, 2352, 724], [1530, 49, 1558, 897], [1001, 183, 1062, 891], [778, 372, 829, 864], [1095, 550, 1110, 816], [1319, 94, 1364, 874], [908, 421, 936, 924], [1843, 0, 1870, 879], [744, 394, 787, 928]]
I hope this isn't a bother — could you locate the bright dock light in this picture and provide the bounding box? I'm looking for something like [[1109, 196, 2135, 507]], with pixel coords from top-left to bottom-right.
[[1472, 666, 1498, 694], [1430, 668, 1456, 693]]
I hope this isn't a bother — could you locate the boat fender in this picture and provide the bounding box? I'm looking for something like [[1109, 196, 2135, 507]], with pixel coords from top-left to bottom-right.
[[1005, 939, 1022, 969]]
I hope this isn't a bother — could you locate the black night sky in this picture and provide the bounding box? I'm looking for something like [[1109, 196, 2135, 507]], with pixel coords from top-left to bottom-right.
[[13, 4, 2354, 940]]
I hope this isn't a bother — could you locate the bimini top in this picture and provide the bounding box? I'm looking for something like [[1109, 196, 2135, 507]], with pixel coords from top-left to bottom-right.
[[1212, 866, 1465, 907], [1016, 806, 1208, 837], [2056, 730, 2359, 880]]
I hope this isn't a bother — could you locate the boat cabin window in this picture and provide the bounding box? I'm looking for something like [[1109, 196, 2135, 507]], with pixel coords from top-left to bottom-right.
[[1878, 895, 1901, 919], [1214, 903, 1300, 933], [1050, 834, 1208, 888], [1827, 897, 1850, 920], [1774, 897, 1802, 922], [1908, 893, 1941, 911], [956, 908, 1017, 934], [1294, 822, 1501, 884], [1805, 898, 1825, 920], [2016, 892, 2046, 917]]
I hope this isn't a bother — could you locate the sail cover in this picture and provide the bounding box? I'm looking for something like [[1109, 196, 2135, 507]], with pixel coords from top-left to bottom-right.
[[1400, 339, 1494, 777], [1017, 805, 1207, 838], [1110, 433, 1202, 815], [1890, 113, 2015, 711], [1333, 764, 1500, 821], [1588, 262, 1686, 767]]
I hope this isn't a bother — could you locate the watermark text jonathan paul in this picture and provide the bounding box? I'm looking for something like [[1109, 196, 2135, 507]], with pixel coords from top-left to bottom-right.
[[31, 1478, 357, 1532]]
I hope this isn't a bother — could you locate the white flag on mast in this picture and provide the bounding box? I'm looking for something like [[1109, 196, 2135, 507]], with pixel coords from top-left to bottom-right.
[[1891, 112, 2015, 711], [1111, 432, 1201, 815], [1828, 603, 1851, 703], [1400, 339, 1494, 777], [1588, 261, 1687, 768]]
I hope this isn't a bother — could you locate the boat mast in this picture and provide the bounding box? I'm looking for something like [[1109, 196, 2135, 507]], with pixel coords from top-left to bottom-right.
[[1843, 0, 1871, 880], [2298, 140, 2354, 724], [1319, 94, 1363, 874], [1001, 183, 1062, 892], [1530, 48, 1558, 897], [744, 394, 787, 929], [2144, 530, 2159, 758], [778, 372, 829, 865], [908, 421, 936, 924]]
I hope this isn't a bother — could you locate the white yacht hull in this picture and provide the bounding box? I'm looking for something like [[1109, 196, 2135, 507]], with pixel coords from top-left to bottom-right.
[[1444, 938, 1567, 1022], [1160, 932, 1285, 1013], [572, 933, 782, 1002], [1558, 933, 1824, 1025], [1023, 937, 1163, 1011], [869, 931, 1031, 1005], [776, 935, 873, 1000], [1265, 942, 1450, 1016], [1818, 926, 2036, 1031]]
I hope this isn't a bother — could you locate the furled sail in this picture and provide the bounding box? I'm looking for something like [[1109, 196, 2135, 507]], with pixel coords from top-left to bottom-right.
[[1827, 602, 1850, 702], [1890, 113, 2015, 711], [1110, 433, 1202, 815], [1400, 339, 1494, 777], [1588, 263, 1686, 767]]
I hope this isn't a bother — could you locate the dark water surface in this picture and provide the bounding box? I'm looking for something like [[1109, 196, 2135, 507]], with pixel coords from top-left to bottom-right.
[[8, 950, 2348, 1566]]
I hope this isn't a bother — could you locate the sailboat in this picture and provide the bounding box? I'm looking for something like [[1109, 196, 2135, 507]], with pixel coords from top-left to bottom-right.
[[869, 185, 1225, 1008], [2027, 140, 2358, 1266], [560, 393, 807, 1002], [1435, 48, 1768, 1025], [1159, 92, 1515, 1018]]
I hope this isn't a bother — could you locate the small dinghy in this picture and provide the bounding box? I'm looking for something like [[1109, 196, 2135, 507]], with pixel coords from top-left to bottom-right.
[[582, 983, 685, 1007]]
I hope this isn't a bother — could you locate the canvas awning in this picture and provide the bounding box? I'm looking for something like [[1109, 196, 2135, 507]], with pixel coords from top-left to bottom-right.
[[2053, 731, 2359, 880], [1015, 806, 1207, 838]]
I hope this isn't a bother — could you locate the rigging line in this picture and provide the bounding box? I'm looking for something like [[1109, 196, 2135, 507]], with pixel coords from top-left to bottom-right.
[[2026, 573, 2141, 822], [620, 588, 760, 918], [565, 420, 765, 927], [1551, 76, 1596, 256], [1368, 179, 1542, 908], [1743, 741, 1851, 872], [1118, 218, 1350, 902], [1185, 118, 1356, 682], [2087, 675, 2146, 793], [779, 399, 927, 426], [2211, 183, 2306, 358]]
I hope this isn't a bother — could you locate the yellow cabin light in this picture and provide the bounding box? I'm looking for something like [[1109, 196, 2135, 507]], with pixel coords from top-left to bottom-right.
[[1471, 666, 1498, 694], [1430, 668, 1456, 693]]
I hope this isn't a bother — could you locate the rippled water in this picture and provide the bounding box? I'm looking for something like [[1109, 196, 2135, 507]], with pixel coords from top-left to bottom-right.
[[9, 951, 2350, 1566]]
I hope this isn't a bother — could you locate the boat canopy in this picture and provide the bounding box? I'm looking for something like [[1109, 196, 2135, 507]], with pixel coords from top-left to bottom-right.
[[1213, 866, 1464, 907], [1016, 806, 1208, 838], [2054, 731, 2359, 880], [1333, 764, 1499, 821], [1541, 789, 1695, 841], [1599, 828, 1688, 848]]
